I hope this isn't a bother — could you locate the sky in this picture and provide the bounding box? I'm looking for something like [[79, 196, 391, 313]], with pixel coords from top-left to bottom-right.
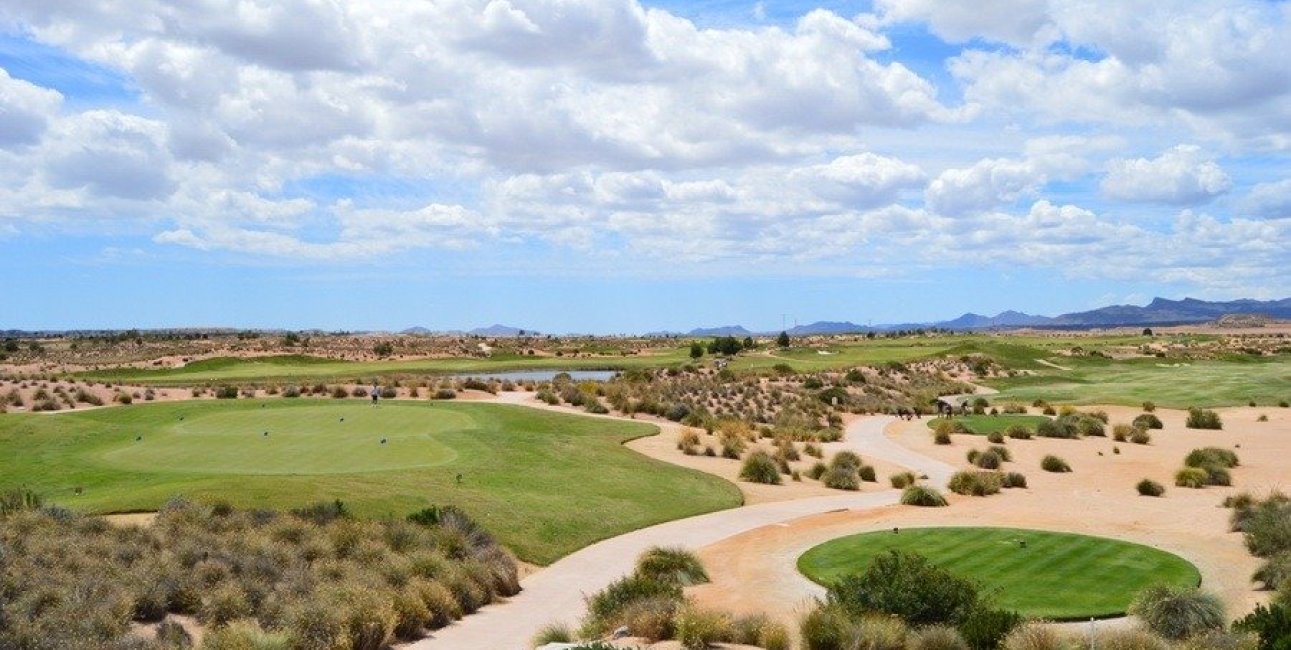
[[2, 0, 1291, 333]]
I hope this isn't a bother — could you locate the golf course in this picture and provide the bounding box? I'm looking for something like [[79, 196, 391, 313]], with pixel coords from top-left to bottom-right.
[[797, 527, 1202, 620], [0, 399, 741, 563]]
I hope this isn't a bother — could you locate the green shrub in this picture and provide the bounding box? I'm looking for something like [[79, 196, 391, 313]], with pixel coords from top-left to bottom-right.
[[807, 462, 828, 480], [1129, 584, 1225, 640], [971, 449, 1003, 470], [635, 547, 709, 586], [1112, 424, 1133, 442], [948, 471, 1003, 497], [1203, 466, 1232, 486], [831, 451, 863, 471], [1040, 455, 1071, 473], [614, 595, 680, 641], [584, 575, 682, 629], [934, 430, 952, 445], [1133, 413, 1164, 429], [858, 465, 877, 482], [1175, 467, 1209, 488], [1130, 428, 1152, 445], [828, 550, 978, 626], [822, 466, 860, 491], [1185, 407, 1223, 430], [1006, 425, 1032, 440], [1001, 472, 1027, 489], [532, 621, 574, 646], [800, 603, 856, 650], [1240, 497, 1291, 557], [901, 485, 948, 507], [1137, 479, 1165, 497], [910, 624, 970, 650], [433, 388, 457, 400], [1185, 447, 1240, 469], [890, 471, 917, 489], [739, 451, 782, 485], [1001, 622, 1070, 650], [957, 605, 1024, 650], [851, 614, 909, 650], [1234, 600, 1291, 650], [214, 385, 240, 400], [674, 606, 733, 649], [199, 583, 252, 626], [987, 431, 1005, 444], [202, 619, 292, 650], [1254, 552, 1291, 590], [1089, 627, 1169, 650], [286, 600, 348, 649]]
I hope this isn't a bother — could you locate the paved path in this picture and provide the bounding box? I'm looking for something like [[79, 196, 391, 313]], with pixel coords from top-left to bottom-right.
[[406, 415, 950, 649]]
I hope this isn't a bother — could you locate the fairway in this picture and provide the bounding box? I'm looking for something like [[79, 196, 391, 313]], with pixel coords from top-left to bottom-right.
[[798, 527, 1200, 620], [926, 414, 1050, 435], [0, 400, 742, 564]]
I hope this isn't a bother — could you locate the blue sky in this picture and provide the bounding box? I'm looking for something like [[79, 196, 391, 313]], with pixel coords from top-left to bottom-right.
[[1, 0, 1290, 333]]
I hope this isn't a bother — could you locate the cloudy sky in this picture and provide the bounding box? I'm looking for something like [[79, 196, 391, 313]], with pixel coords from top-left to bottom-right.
[[2, 0, 1290, 333]]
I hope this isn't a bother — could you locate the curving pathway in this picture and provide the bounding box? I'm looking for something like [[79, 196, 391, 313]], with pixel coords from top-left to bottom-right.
[[405, 414, 949, 650]]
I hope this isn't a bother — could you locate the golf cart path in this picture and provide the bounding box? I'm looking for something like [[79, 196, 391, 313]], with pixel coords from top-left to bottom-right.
[[406, 414, 953, 649]]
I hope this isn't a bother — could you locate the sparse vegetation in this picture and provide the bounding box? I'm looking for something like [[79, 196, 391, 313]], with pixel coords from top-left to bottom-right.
[[1040, 455, 1071, 473]]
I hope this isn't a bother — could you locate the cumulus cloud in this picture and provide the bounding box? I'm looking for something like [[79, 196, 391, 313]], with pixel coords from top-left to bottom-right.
[[1101, 145, 1231, 205], [876, 0, 1055, 46], [0, 68, 62, 148], [1243, 179, 1291, 219]]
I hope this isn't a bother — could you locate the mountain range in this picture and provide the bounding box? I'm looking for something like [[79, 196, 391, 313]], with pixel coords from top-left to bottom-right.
[[682, 296, 1291, 336]]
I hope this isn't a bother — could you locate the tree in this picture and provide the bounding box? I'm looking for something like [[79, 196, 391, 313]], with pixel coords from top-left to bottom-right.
[[372, 341, 394, 357], [1143, 327, 1154, 336], [777, 331, 791, 347], [689, 341, 704, 359], [708, 336, 742, 356], [828, 550, 978, 626], [741, 336, 755, 350]]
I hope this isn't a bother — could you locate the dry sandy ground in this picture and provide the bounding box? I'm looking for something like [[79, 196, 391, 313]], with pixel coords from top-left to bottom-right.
[[686, 405, 1290, 630]]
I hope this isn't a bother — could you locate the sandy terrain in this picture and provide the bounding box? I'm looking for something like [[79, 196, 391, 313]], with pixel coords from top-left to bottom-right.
[[688, 405, 1289, 630]]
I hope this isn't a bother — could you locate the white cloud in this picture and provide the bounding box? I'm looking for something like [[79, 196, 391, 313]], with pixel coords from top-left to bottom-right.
[[876, 0, 1055, 46], [1102, 145, 1231, 205], [0, 68, 62, 148], [1243, 179, 1291, 219]]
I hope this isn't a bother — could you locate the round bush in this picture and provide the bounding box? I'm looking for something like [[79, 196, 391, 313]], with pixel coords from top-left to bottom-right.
[[830, 451, 863, 471], [972, 450, 1003, 470], [1130, 428, 1152, 445], [1137, 479, 1165, 497], [890, 471, 917, 489], [948, 471, 1002, 497], [1185, 447, 1239, 469], [1133, 413, 1164, 430], [1041, 455, 1071, 473], [1129, 585, 1225, 641], [739, 451, 782, 485], [1175, 467, 1209, 489], [987, 431, 1005, 444], [822, 466, 860, 491], [901, 485, 948, 507], [1001, 472, 1027, 489], [858, 465, 877, 483]]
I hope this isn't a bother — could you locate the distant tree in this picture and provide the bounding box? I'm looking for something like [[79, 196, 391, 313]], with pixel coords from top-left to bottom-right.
[[1143, 328, 1154, 336], [742, 336, 755, 350], [776, 331, 791, 348], [373, 341, 395, 357], [689, 341, 705, 359], [708, 336, 742, 356], [282, 332, 301, 347]]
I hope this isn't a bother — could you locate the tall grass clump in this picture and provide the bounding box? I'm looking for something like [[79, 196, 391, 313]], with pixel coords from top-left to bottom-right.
[[1128, 585, 1225, 640], [901, 485, 948, 507], [635, 547, 709, 586], [1175, 467, 1209, 488], [739, 450, 782, 485], [1040, 455, 1071, 473], [1185, 407, 1223, 430], [948, 471, 1003, 497]]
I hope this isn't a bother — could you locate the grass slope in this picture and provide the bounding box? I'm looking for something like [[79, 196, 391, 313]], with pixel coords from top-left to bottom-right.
[[77, 351, 692, 386], [926, 415, 1050, 435], [798, 527, 1200, 620], [0, 400, 741, 564]]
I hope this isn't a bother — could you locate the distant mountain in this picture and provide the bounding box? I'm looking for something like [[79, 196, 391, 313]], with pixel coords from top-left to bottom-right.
[[936, 310, 1052, 330], [401, 326, 433, 335], [469, 324, 535, 337], [786, 321, 868, 335], [1048, 297, 1291, 327], [687, 325, 753, 337]]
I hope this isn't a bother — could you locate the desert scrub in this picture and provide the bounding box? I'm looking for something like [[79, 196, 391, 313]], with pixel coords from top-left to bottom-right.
[[1130, 428, 1152, 445], [1040, 455, 1071, 473], [1006, 425, 1033, 440], [739, 450, 782, 485], [0, 498, 518, 649], [901, 485, 948, 507], [890, 471, 918, 489], [1137, 479, 1166, 497], [635, 547, 709, 586], [948, 471, 1003, 497], [1001, 472, 1027, 489], [821, 466, 860, 491], [1129, 585, 1225, 641], [1175, 467, 1209, 488], [1185, 407, 1223, 430], [1185, 447, 1239, 469]]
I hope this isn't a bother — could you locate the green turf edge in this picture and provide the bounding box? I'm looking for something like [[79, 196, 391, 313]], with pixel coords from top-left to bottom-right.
[[796, 526, 1202, 622]]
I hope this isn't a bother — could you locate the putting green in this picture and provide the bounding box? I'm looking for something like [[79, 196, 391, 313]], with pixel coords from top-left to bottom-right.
[[99, 404, 462, 474], [798, 527, 1200, 620], [0, 399, 741, 564]]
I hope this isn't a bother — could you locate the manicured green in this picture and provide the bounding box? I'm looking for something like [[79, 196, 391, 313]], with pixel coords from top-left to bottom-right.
[[926, 415, 1050, 435], [0, 400, 741, 564], [987, 355, 1291, 408], [76, 351, 692, 386], [798, 527, 1200, 620]]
